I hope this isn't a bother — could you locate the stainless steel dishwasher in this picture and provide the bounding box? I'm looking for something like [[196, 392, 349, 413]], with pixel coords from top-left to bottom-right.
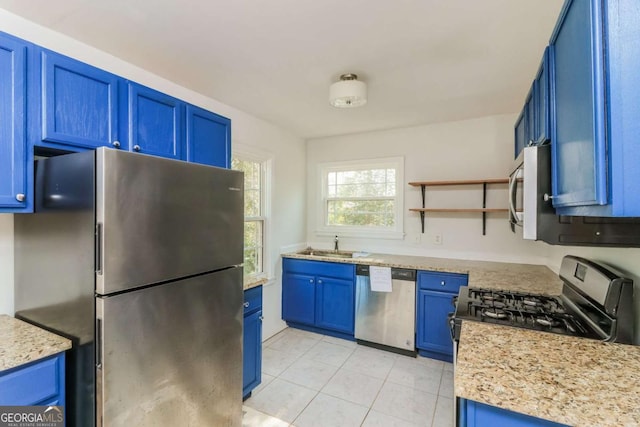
[[354, 265, 417, 356]]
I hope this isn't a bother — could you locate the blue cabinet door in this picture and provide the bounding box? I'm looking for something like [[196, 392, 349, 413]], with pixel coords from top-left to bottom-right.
[[0, 34, 27, 211], [282, 273, 316, 326], [0, 353, 65, 406], [243, 309, 262, 398], [550, 0, 607, 209], [416, 290, 454, 358], [514, 108, 526, 159], [127, 83, 182, 159], [315, 276, 354, 334], [185, 104, 231, 168], [533, 48, 550, 144], [40, 51, 121, 151], [461, 399, 567, 427]]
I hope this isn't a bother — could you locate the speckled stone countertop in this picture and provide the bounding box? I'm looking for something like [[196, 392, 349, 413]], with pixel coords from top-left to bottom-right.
[[244, 275, 268, 290], [0, 314, 71, 372], [282, 252, 563, 295], [456, 321, 640, 426]]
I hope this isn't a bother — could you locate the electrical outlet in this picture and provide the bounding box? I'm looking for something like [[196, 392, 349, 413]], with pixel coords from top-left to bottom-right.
[[433, 233, 443, 245]]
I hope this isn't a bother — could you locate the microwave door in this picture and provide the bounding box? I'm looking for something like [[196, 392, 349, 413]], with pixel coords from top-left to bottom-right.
[[509, 167, 524, 230]]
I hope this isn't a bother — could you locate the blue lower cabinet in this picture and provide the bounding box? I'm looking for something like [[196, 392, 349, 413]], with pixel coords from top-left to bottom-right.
[[315, 276, 354, 334], [282, 258, 355, 339], [0, 353, 66, 406], [243, 286, 262, 399], [416, 290, 456, 359], [416, 270, 467, 362], [460, 399, 568, 427]]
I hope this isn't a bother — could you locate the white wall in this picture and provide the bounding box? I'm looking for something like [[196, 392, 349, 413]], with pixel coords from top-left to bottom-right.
[[306, 114, 550, 264], [0, 215, 13, 315], [0, 10, 306, 339]]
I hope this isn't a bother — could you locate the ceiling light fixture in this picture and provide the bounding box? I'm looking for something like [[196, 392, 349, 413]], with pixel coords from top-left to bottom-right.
[[329, 73, 367, 108]]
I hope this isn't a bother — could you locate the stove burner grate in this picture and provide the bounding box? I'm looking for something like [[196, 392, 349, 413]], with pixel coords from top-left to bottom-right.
[[482, 308, 508, 320]]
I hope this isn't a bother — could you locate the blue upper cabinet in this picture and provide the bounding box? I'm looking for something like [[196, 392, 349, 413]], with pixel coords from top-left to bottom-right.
[[533, 48, 550, 144], [549, 0, 640, 216], [0, 33, 28, 211], [514, 48, 550, 159], [39, 51, 123, 151], [185, 104, 231, 168], [514, 108, 526, 159], [127, 83, 182, 160]]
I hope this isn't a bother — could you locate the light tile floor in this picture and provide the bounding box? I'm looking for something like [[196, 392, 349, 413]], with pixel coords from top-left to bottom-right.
[[242, 327, 454, 427]]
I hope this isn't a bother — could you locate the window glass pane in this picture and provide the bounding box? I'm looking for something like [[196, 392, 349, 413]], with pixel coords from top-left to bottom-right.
[[243, 220, 263, 275], [233, 156, 265, 276], [327, 199, 395, 227], [324, 163, 398, 229], [245, 189, 260, 217]]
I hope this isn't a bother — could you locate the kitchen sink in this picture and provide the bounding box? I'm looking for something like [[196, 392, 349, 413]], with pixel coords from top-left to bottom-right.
[[297, 249, 355, 259]]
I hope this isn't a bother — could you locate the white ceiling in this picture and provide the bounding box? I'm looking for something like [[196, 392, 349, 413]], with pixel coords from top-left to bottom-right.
[[0, 0, 564, 139]]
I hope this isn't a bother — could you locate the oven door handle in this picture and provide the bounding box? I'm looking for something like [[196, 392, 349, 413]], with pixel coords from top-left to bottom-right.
[[447, 312, 456, 342]]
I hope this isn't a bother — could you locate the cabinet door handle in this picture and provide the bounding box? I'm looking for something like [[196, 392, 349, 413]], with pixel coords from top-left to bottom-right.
[[441, 280, 446, 286], [133, 144, 141, 152], [112, 140, 121, 148], [318, 280, 322, 284], [243, 302, 250, 308], [309, 279, 314, 283], [15, 193, 25, 202]]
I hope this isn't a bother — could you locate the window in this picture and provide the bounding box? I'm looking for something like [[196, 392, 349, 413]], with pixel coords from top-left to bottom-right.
[[232, 153, 269, 278], [318, 157, 404, 239]]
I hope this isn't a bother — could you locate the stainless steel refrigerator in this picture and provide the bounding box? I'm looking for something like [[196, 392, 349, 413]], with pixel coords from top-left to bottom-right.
[[14, 148, 244, 427]]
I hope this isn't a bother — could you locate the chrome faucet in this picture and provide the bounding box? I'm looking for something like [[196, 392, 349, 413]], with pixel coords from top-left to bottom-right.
[[334, 235, 339, 252]]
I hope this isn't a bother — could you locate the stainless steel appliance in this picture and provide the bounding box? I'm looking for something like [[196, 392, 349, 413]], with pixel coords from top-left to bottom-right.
[[509, 144, 640, 246], [354, 265, 416, 356], [14, 148, 244, 427], [451, 255, 634, 344], [450, 255, 633, 426]]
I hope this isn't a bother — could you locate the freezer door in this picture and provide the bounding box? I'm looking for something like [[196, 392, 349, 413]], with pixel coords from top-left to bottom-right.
[[95, 268, 243, 427], [95, 148, 243, 295]]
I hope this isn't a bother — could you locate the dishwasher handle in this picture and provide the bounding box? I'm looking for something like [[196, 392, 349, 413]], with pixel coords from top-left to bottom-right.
[[356, 264, 416, 281]]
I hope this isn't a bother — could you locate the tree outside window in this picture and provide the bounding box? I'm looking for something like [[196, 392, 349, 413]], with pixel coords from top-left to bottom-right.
[[232, 157, 265, 277]]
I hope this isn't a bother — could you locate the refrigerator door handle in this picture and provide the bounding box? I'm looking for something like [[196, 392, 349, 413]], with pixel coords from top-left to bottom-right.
[[96, 318, 102, 369], [95, 223, 103, 275]]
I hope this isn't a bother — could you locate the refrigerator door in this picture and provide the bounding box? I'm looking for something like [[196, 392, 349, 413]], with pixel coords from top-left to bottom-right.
[[95, 148, 243, 295], [96, 267, 243, 427]]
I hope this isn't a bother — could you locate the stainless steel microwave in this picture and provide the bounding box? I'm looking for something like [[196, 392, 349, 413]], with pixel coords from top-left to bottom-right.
[[509, 144, 640, 247]]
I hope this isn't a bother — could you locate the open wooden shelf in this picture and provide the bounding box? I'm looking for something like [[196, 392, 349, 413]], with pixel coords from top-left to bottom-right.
[[409, 178, 509, 235], [408, 178, 509, 187], [409, 208, 509, 213]]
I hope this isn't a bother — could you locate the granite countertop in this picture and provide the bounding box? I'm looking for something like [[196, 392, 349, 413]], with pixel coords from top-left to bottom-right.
[[283, 251, 563, 295], [455, 321, 640, 426], [244, 275, 268, 290], [0, 314, 71, 372]]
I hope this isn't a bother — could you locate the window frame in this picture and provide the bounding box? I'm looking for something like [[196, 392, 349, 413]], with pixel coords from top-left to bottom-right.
[[232, 145, 272, 282], [316, 157, 404, 239]]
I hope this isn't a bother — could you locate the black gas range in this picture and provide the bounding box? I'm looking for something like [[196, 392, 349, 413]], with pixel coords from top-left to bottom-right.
[[451, 255, 634, 344]]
